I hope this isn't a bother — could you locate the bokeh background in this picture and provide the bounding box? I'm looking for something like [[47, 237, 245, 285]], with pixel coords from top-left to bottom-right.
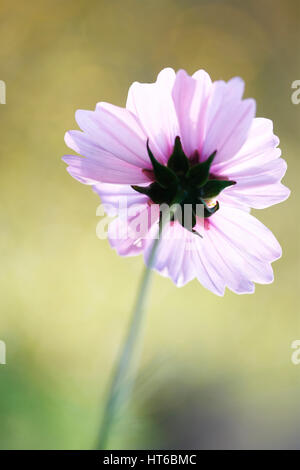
[[0, 0, 299, 449]]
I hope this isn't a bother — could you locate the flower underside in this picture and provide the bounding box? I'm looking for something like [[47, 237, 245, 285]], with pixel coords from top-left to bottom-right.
[[132, 136, 236, 235]]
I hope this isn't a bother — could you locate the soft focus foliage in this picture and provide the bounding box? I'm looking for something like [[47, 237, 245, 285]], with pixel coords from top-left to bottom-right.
[[0, 0, 299, 449]]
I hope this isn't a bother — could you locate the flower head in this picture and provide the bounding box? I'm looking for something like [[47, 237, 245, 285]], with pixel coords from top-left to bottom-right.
[[63, 68, 290, 295]]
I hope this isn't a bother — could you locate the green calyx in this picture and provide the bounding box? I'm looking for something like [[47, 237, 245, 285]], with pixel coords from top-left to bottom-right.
[[132, 137, 235, 233]]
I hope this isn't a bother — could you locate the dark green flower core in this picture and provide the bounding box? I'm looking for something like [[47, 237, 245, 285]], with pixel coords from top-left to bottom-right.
[[132, 137, 235, 235]]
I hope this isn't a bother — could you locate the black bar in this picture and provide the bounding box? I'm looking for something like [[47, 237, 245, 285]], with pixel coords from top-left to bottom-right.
[[0, 449, 294, 464]]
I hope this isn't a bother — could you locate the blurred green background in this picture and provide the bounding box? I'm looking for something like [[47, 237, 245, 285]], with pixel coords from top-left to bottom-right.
[[0, 0, 299, 449]]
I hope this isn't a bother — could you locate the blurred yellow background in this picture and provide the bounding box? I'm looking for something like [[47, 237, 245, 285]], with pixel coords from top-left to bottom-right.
[[0, 0, 299, 449]]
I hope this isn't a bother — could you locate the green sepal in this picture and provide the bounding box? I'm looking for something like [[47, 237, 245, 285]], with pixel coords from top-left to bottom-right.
[[202, 179, 236, 199], [167, 136, 190, 174], [131, 185, 152, 197], [131, 182, 177, 205], [147, 140, 178, 189], [186, 150, 217, 187]]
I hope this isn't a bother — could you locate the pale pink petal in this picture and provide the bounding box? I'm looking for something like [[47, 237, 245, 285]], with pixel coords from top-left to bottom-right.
[[200, 226, 255, 294], [211, 206, 282, 263], [143, 222, 197, 287], [172, 69, 212, 158], [64, 126, 153, 184], [144, 221, 225, 294], [108, 204, 157, 257], [108, 220, 145, 257], [126, 68, 179, 163], [211, 116, 289, 209], [190, 235, 226, 296], [226, 182, 290, 209], [62, 154, 150, 185], [75, 103, 150, 168], [202, 78, 256, 166], [224, 155, 287, 181], [217, 193, 251, 212], [176, 244, 197, 287], [188, 205, 280, 293], [214, 118, 281, 173], [211, 218, 274, 285], [93, 183, 149, 216], [218, 158, 290, 209]]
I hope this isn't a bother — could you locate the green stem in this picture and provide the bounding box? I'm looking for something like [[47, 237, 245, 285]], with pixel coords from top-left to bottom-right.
[[97, 231, 162, 450]]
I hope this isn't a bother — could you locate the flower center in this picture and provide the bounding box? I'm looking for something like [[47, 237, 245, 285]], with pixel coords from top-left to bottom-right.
[[132, 137, 235, 234]]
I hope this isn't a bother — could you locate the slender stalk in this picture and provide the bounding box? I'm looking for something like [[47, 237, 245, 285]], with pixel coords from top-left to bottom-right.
[[97, 231, 162, 450]]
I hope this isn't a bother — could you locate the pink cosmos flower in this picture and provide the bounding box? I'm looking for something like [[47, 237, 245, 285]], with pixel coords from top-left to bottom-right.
[[63, 68, 290, 295]]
